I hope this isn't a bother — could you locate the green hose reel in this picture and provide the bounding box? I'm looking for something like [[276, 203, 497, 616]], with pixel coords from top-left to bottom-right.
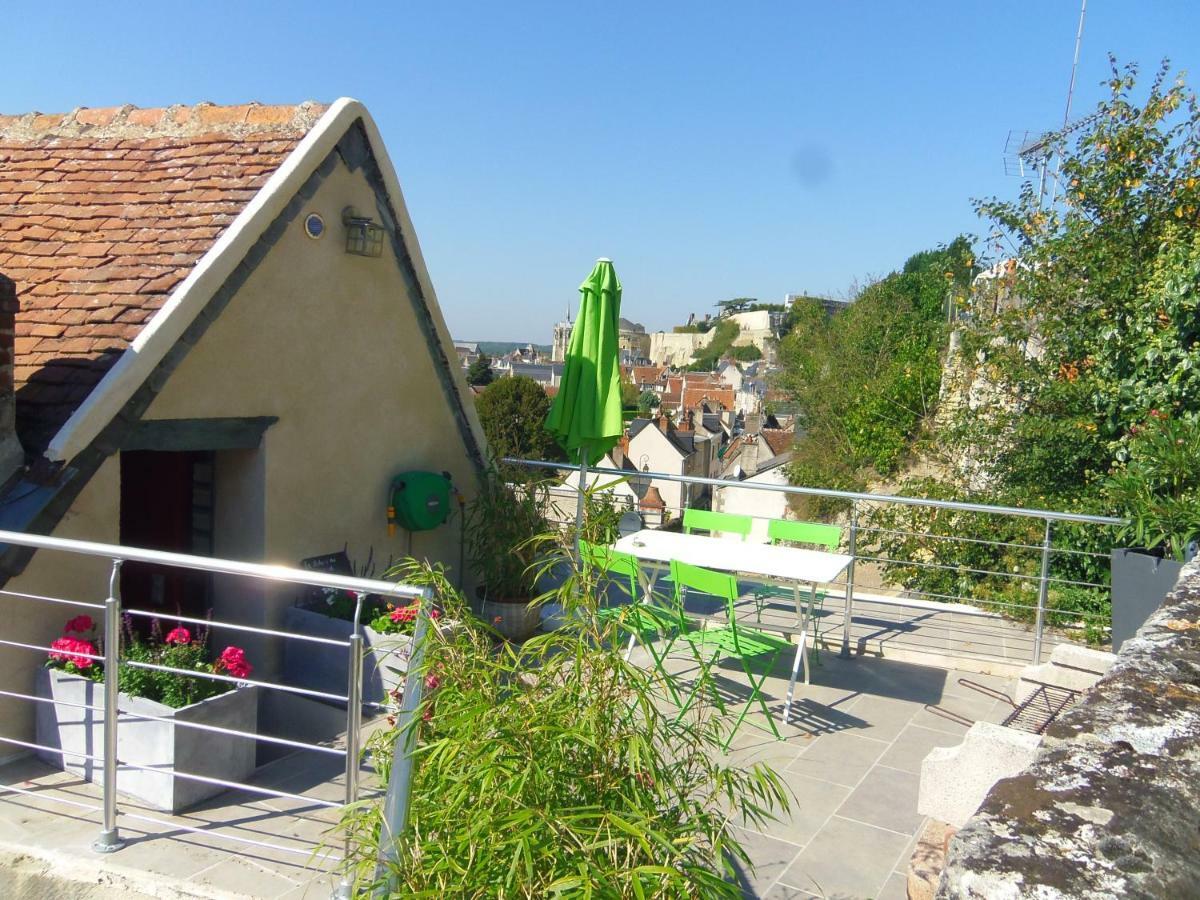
[[387, 471, 454, 534]]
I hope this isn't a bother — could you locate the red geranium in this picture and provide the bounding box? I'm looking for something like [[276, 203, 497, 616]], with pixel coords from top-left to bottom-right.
[[49, 636, 97, 670], [390, 604, 419, 624], [64, 615, 94, 634], [164, 627, 192, 645], [215, 646, 253, 679]]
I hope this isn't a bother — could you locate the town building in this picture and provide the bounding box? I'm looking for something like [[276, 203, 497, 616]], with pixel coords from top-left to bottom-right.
[[617, 317, 651, 365], [551, 305, 572, 362], [713, 425, 795, 542], [625, 415, 713, 519], [454, 341, 481, 368]]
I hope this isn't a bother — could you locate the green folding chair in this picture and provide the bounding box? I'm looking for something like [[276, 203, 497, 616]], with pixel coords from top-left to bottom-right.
[[671, 559, 794, 748], [581, 541, 687, 703], [753, 519, 844, 664], [682, 508, 753, 541], [767, 519, 842, 551], [656, 509, 754, 587]]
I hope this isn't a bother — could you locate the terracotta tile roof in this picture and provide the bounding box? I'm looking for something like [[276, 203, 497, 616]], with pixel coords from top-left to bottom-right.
[[0, 101, 328, 453], [682, 385, 734, 412], [684, 373, 722, 389], [760, 427, 794, 458], [661, 376, 683, 406], [722, 433, 749, 463], [631, 365, 667, 387]]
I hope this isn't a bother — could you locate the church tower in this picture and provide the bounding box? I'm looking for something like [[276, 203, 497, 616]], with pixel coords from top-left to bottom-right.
[[551, 301, 573, 362]]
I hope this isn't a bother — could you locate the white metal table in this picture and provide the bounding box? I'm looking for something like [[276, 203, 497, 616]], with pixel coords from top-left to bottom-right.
[[612, 529, 852, 726]]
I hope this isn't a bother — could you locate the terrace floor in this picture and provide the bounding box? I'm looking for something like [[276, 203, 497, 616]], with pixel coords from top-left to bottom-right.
[[0, 744, 353, 898], [707, 652, 1011, 899], [0, 598, 1030, 899]]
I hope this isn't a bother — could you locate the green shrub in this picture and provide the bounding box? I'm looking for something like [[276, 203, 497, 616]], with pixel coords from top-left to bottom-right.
[[775, 239, 972, 489], [337, 555, 789, 897]]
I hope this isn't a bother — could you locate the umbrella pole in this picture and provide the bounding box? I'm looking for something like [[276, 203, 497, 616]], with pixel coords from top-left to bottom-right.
[[574, 441, 589, 558]]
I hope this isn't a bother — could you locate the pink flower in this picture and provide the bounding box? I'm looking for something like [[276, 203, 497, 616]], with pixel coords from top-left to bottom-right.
[[215, 646, 253, 679], [390, 604, 418, 624], [425, 673, 441, 691], [430, 608, 443, 621], [164, 627, 191, 645], [64, 615, 94, 634], [49, 636, 97, 670]]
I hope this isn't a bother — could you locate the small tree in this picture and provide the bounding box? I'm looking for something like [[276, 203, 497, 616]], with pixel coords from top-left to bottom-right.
[[731, 344, 762, 362], [637, 390, 661, 417], [475, 376, 563, 474], [619, 381, 640, 410], [466, 353, 494, 386], [716, 298, 755, 316]]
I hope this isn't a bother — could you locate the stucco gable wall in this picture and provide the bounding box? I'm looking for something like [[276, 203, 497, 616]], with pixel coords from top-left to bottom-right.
[[628, 424, 687, 514], [144, 158, 478, 579], [713, 465, 788, 543]]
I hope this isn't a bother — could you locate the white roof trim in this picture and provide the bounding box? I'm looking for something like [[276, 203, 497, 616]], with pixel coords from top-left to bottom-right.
[[45, 98, 485, 463]]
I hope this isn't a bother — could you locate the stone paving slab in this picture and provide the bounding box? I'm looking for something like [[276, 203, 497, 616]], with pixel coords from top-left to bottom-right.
[[0, 751, 351, 898], [0, 614, 1026, 899]]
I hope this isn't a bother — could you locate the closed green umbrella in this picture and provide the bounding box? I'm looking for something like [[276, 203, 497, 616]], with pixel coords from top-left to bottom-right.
[[545, 258, 624, 541]]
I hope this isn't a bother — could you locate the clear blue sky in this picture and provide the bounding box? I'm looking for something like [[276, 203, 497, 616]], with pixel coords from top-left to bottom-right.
[[4, 2, 1198, 341]]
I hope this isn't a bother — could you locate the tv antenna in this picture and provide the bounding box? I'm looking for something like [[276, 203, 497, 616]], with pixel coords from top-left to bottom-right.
[[1002, 0, 1089, 206]]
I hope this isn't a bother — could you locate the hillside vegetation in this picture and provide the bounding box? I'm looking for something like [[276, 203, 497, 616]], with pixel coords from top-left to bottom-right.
[[776, 60, 1200, 634], [777, 237, 974, 508]]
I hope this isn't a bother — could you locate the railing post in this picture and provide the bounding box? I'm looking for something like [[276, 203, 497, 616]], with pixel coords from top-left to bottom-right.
[[1033, 519, 1053, 664], [92, 559, 125, 854], [373, 587, 432, 894], [839, 501, 858, 659], [335, 593, 368, 899]]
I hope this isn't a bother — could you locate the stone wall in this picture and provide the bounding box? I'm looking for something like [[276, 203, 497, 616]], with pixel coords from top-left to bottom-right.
[[939, 559, 1200, 898]]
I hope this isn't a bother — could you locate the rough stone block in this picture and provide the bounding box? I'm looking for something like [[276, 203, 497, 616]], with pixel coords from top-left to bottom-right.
[[918, 721, 1041, 828], [938, 559, 1200, 898], [1015, 643, 1116, 703], [907, 819, 954, 900]]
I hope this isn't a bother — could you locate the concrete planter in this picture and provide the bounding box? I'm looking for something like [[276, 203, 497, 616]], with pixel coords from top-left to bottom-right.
[[282, 606, 458, 705], [34, 667, 258, 813], [1111, 549, 1185, 651], [476, 596, 542, 642]]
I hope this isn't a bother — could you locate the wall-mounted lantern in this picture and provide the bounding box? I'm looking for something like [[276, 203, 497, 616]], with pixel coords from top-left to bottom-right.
[[341, 206, 385, 258]]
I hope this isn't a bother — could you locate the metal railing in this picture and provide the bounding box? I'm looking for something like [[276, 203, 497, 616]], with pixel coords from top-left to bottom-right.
[[507, 458, 1124, 669], [0, 527, 431, 899]]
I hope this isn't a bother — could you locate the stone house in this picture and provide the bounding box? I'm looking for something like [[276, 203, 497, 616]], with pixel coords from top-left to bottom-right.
[[0, 99, 487, 744], [626, 415, 712, 519], [714, 426, 794, 542]]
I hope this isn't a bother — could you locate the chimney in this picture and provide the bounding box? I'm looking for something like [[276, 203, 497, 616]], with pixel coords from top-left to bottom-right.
[[639, 485, 666, 528], [657, 414, 671, 434], [0, 275, 24, 483], [741, 435, 761, 477], [613, 434, 629, 468]]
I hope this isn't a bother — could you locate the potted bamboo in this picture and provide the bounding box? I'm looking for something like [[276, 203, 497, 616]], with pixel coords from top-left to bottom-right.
[[1106, 410, 1200, 650], [465, 470, 549, 641]]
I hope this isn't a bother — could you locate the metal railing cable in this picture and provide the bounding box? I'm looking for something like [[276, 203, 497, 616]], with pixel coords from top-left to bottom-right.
[[121, 607, 354, 647], [506, 456, 1118, 666], [505, 457, 1125, 526]]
